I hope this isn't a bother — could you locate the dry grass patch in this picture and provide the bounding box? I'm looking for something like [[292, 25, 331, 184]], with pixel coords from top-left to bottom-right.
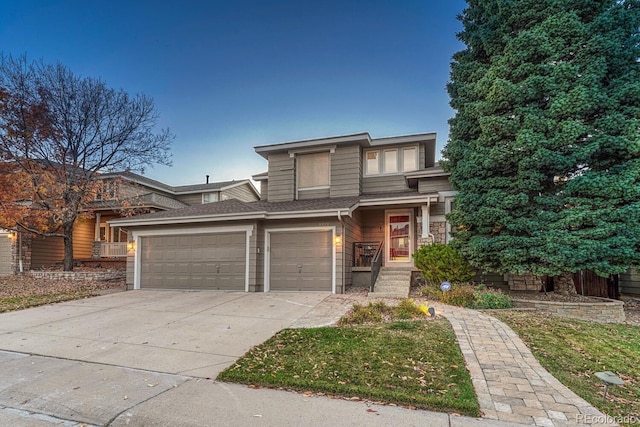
[[0, 275, 124, 313]]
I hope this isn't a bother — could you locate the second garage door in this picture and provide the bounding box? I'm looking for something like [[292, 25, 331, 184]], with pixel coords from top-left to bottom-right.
[[140, 232, 246, 290], [269, 230, 332, 292]]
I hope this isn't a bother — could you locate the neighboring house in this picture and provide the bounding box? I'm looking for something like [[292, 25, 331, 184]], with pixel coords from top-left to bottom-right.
[[6, 172, 259, 273], [111, 132, 457, 293]]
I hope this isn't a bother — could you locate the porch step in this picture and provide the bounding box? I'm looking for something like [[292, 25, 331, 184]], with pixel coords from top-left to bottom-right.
[[369, 267, 412, 299]]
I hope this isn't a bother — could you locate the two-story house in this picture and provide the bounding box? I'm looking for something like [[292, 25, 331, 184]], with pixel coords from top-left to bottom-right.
[[112, 132, 456, 293], [3, 171, 259, 274]]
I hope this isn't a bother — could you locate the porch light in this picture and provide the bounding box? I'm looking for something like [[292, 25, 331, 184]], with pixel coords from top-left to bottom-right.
[[6, 231, 16, 240], [127, 241, 136, 251], [334, 235, 342, 245]]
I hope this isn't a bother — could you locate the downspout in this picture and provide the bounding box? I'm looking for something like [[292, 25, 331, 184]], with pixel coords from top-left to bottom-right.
[[337, 210, 346, 294]]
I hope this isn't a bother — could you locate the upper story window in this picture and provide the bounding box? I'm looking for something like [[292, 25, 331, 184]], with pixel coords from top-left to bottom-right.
[[95, 181, 118, 200], [297, 151, 330, 189], [202, 192, 219, 203], [365, 146, 418, 176]]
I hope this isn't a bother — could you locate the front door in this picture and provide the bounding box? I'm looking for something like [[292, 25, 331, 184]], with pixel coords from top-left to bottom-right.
[[385, 209, 413, 267]]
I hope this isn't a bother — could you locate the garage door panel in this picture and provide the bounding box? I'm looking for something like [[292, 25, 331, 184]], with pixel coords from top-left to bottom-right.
[[270, 230, 332, 292], [140, 232, 246, 290]]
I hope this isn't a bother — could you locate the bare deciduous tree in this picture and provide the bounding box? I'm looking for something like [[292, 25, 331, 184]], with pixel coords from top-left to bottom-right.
[[0, 54, 173, 270]]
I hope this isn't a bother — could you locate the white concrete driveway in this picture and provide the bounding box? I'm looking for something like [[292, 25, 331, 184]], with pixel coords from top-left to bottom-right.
[[0, 290, 331, 378]]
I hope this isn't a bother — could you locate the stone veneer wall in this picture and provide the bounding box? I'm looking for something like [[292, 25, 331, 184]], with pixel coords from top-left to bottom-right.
[[415, 221, 447, 247], [28, 270, 126, 281], [509, 273, 541, 291], [512, 297, 625, 323]]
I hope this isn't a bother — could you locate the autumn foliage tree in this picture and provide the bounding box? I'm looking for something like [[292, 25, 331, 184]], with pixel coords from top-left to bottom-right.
[[443, 1, 640, 295], [0, 55, 173, 271]]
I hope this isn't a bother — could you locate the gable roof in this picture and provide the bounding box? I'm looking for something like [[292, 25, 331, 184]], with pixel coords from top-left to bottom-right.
[[98, 171, 259, 197]]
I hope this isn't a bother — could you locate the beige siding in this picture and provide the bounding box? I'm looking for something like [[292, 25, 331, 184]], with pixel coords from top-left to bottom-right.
[[175, 193, 206, 205], [342, 212, 363, 287], [330, 145, 360, 197], [126, 252, 134, 290], [267, 153, 295, 202], [298, 188, 330, 199], [359, 209, 385, 244], [418, 177, 452, 194], [259, 180, 268, 200], [222, 183, 259, 202], [362, 174, 409, 194], [31, 236, 64, 268], [430, 203, 446, 216], [0, 234, 12, 275], [620, 268, 640, 296], [73, 219, 94, 259]]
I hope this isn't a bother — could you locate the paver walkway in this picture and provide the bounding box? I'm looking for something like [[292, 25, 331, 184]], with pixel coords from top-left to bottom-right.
[[437, 303, 618, 426]]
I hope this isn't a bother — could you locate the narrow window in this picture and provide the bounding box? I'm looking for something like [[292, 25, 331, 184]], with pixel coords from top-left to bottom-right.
[[403, 147, 417, 172], [365, 151, 379, 175], [383, 149, 398, 173]]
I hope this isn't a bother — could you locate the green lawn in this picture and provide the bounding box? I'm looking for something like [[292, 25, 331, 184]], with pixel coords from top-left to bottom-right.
[[218, 319, 480, 416], [492, 311, 640, 426]]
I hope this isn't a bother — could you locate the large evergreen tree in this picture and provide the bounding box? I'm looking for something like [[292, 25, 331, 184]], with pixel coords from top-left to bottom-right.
[[443, 0, 640, 294]]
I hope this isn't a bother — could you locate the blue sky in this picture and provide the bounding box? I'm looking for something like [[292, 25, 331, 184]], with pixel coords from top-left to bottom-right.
[[1, 0, 467, 185]]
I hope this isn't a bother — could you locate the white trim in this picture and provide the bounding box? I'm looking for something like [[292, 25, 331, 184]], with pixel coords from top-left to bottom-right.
[[438, 190, 458, 202], [370, 132, 436, 146], [421, 204, 430, 239], [360, 194, 436, 207], [132, 225, 254, 291], [201, 191, 219, 204], [385, 209, 414, 267], [288, 145, 336, 157], [264, 226, 336, 294], [364, 144, 419, 177], [110, 206, 358, 227]]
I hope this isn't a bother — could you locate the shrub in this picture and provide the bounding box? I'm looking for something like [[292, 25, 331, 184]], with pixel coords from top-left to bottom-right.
[[473, 288, 512, 309], [412, 243, 475, 285], [396, 298, 428, 319], [439, 285, 477, 308], [338, 301, 391, 325], [419, 285, 442, 300]]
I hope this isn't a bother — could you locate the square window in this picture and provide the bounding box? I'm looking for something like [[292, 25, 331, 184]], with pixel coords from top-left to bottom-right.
[[297, 151, 330, 189], [202, 192, 219, 203]]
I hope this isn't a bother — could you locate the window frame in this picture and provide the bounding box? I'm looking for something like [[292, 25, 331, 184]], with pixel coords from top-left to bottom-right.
[[364, 145, 419, 176], [296, 150, 331, 191], [202, 192, 219, 204]]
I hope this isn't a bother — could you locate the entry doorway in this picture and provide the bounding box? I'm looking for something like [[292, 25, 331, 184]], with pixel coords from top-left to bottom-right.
[[385, 209, 413, 267]]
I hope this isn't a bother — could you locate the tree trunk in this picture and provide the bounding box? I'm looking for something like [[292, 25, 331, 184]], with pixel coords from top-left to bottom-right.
[[555, 272, 577, 296], [62, 221, 74, 271]]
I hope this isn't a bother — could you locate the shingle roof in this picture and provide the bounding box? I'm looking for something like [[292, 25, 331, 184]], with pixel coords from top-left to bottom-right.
[[108, 190, 445, 227]]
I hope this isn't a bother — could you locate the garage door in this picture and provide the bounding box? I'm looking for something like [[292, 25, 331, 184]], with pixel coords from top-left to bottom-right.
[[140, 232, 246, 290], [0, 234, 11, 276], [269, 230, 332, 291]]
